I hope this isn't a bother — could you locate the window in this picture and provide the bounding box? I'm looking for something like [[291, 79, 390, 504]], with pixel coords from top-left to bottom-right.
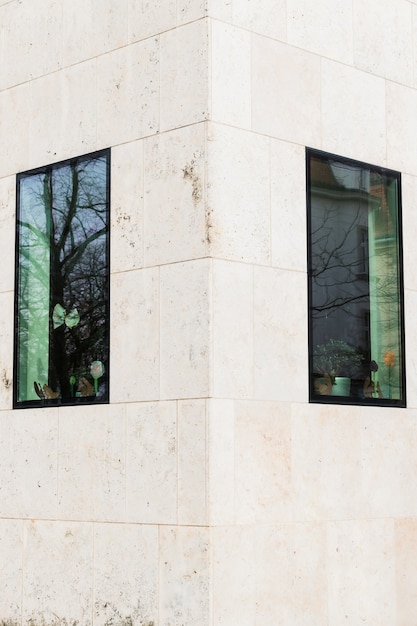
[[307, 149, 405, 406], [14, 149, 110, 407]]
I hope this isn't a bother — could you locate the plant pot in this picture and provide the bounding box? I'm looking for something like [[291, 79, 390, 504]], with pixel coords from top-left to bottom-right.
[[331, 376, 351, 397]]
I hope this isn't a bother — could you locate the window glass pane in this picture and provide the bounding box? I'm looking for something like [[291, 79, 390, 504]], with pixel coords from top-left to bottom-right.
[[14, 150, 110, 406], [307, 150, 405, 405]]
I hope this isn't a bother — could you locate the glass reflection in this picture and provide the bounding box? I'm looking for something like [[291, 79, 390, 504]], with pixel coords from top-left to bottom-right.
[[309, 152, 404, 403], [15, 151, 109, 405]]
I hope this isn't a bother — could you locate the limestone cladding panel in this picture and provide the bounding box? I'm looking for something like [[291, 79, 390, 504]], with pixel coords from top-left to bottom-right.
[[270, 139, 307, 272], [0, 0, 62, 90], [97, 38, 160, 148], [63, 0, 128, 67], [0, 409, 58, 518], [159, 526, 210, 626], [0, 519, 22, 621], [144, 123, 207, 266], [386, 80, 417, 174], [57, 404, 126, 522], [206, 124, 270, 264], [29, 60, 98, 167], [251, 37, 321, 146], [287, 0, 353, 65], [128, 0, 205, 41], [111, 140, 145, 273], [21, 520, 93, 624], [0, 83, 31, 177], [253, 266, 308, 403], [207, 0, 287, 40], [210, 21, 251, 128], [110, 267, 160, 403], [211, 522, 327, 625], [160, 259, 211, 400], [93, 522, 158, 626], [125, 400, 177, 525], [160, 19, 209, 131], [353, 0, 413, 86], [177, 399, 208, 526], [212, 259, 253, 399], [321, 59, 386, 166]]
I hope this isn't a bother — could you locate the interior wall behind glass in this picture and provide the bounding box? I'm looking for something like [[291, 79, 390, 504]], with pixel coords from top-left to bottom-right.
[[307, 149, 405, 405]]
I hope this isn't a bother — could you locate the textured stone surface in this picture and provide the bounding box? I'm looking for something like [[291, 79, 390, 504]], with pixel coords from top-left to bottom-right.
[[2, 0, 417, 624]]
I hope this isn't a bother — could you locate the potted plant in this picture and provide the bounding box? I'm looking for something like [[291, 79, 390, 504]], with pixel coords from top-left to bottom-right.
[[313, 339, 363, 396]]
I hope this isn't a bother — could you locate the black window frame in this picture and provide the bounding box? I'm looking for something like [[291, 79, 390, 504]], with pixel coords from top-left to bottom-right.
[[306, 147, 406, 408], [13, 148, 111, 409]]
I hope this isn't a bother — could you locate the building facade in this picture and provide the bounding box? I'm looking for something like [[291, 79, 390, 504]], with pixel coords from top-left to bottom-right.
[[1, 0, 417, 624]]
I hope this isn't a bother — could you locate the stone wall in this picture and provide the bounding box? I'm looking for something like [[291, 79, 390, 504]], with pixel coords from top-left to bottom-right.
[[1, 0, 417, 624]]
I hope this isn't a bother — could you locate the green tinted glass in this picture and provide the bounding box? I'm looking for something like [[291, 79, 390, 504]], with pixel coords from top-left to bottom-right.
[[307, 150, 405, 406], [15, 150, 110, 406]]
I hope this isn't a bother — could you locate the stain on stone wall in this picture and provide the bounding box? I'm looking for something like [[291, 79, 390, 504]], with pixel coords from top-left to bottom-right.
[[182, 160, 202, 204]]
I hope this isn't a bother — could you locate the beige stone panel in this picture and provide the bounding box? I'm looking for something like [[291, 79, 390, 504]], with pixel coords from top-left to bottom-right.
[[232, 0, 287, 40], [207, 0, 286, 39], [63, 0, 128, 66], [327, 519, 396, 625], [126, 401, 177, 524], [111, 140, 144, 273], [160, 260, 210, 399], [178, 399, 207, 525], [288, 0, 353, 64], [291, 403, 362, 521], [0, 0, 61, 90], [93, 523, 158, 626], [251, 38, 321, 146], [270, 139, 306, 272], [0, 409, 58, 518], [212, 525, 256, 625], [22, 520, 93, 624], [97, 38, 159, 147], [353, 0, 413, 86], [0, 519, 23, 621], [395, 518, 417, 626], [321, 59, 386, 166], [177, 0, 206, 25], [160, 20, 209, 132], [110, 267, 159, 403], [401, 174, 417, 292], [0, 292, 13, 410], [57, 404, 126, 521], [29, 61, 97, 169], [0, 176, 15, 294], [386, 81, 417, 175], [159, 526, 210, 626], [144, 124, 207, 266], [128, 0, 204, 41], [254, 267, 308, 403], [207, 398, 235, 525], [206, 0, 232, 21], [405, 290, 417, 408], [360, 410, 417, 518], [254, 523, 327, 625], [210, 21, 251, 128], [207, 124, 270, 264], [128, 0, 176, 41], [212, 260, 253, 398], [234, 401, 292, 525], [0, 83, 31, 178]]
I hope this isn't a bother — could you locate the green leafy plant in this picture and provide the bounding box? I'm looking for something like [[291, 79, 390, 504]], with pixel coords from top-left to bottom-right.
[[313, 339, 363, 379]]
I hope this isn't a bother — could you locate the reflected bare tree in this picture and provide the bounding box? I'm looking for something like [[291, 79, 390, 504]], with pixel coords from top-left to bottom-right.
[[17, 153, 109, 401]]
